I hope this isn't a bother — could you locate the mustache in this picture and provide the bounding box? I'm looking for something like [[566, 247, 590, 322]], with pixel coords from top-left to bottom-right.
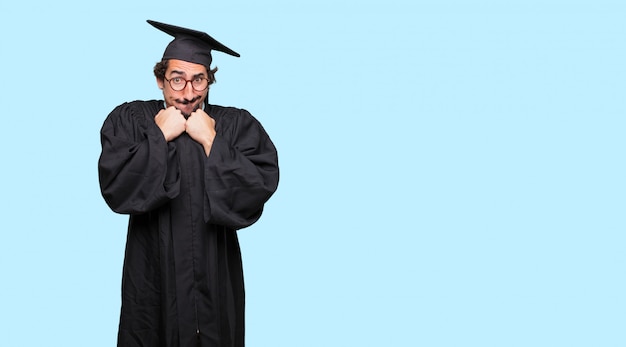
[[176, 96, 201, 105], [175, 97, 202, 118]]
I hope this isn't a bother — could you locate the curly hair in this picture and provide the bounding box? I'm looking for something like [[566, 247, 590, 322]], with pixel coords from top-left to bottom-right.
[[153, 59, 218, 85]]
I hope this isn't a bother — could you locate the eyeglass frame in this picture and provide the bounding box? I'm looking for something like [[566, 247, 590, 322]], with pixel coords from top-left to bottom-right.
[[163, 76, 210, 92]]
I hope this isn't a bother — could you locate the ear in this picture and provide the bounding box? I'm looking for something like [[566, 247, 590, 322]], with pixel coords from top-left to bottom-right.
[[156, 77, 164, 90]]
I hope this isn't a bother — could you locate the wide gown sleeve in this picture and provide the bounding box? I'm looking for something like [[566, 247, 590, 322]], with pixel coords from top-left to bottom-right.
[[98, 102, 181, 214], [204, 108, 279, 229]]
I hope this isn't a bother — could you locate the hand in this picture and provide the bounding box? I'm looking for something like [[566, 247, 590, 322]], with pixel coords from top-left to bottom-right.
[[186, 109, 216, 156], [155, 106, 186, 142]]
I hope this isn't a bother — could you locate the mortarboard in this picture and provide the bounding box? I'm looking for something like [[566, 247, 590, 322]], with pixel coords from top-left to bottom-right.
[[147, 20, 240, 67]]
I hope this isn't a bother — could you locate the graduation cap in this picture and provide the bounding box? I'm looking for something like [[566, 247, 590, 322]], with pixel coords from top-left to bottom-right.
[[147, 20, 240, 67]]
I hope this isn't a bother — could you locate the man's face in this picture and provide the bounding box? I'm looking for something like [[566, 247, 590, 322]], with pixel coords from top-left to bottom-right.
[[157, 59, 209, 116]]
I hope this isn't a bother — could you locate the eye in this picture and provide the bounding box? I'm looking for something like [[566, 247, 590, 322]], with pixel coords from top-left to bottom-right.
[[194, 77, 204, 83], [172, 77, 183, 83]]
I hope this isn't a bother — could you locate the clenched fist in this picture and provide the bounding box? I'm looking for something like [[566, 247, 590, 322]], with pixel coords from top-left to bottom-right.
[[155, 106, 186, 142], [186, 108, 217, 156]]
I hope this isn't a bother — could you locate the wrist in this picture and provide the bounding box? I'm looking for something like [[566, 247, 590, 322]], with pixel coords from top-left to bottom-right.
[[202, 139, 214, 156]]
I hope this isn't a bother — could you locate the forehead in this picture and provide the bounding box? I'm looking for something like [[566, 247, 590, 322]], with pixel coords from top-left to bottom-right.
[[167, 59, 208, 75]]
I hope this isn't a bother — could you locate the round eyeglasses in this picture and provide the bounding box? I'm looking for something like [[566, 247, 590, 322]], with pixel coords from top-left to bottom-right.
[[164, 77, 210, 91]]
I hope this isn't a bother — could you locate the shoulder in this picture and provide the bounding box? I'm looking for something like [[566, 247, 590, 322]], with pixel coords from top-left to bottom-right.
[[208, 104, 265, 130], [109, 100, 163, 119], [102, 100, 163, 134], [208, 104, 251, 118], [208, 105, 275, 149]]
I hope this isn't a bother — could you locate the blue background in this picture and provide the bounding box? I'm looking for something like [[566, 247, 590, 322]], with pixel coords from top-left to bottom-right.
[[1, 1, 624, 346]]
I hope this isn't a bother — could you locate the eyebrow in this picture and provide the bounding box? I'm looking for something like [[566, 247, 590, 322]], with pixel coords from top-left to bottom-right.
[[169, 70, 207, 78]]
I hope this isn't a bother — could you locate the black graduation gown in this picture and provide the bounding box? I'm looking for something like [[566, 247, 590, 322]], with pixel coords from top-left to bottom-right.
[[98, 100, 279, 347]]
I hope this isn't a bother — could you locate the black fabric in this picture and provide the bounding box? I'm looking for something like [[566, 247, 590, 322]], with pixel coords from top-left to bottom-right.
[[98, 100, 279, 347]]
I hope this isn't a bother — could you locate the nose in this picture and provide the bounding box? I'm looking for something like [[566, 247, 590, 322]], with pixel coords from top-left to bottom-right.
[[182, 81, 195, 100]]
